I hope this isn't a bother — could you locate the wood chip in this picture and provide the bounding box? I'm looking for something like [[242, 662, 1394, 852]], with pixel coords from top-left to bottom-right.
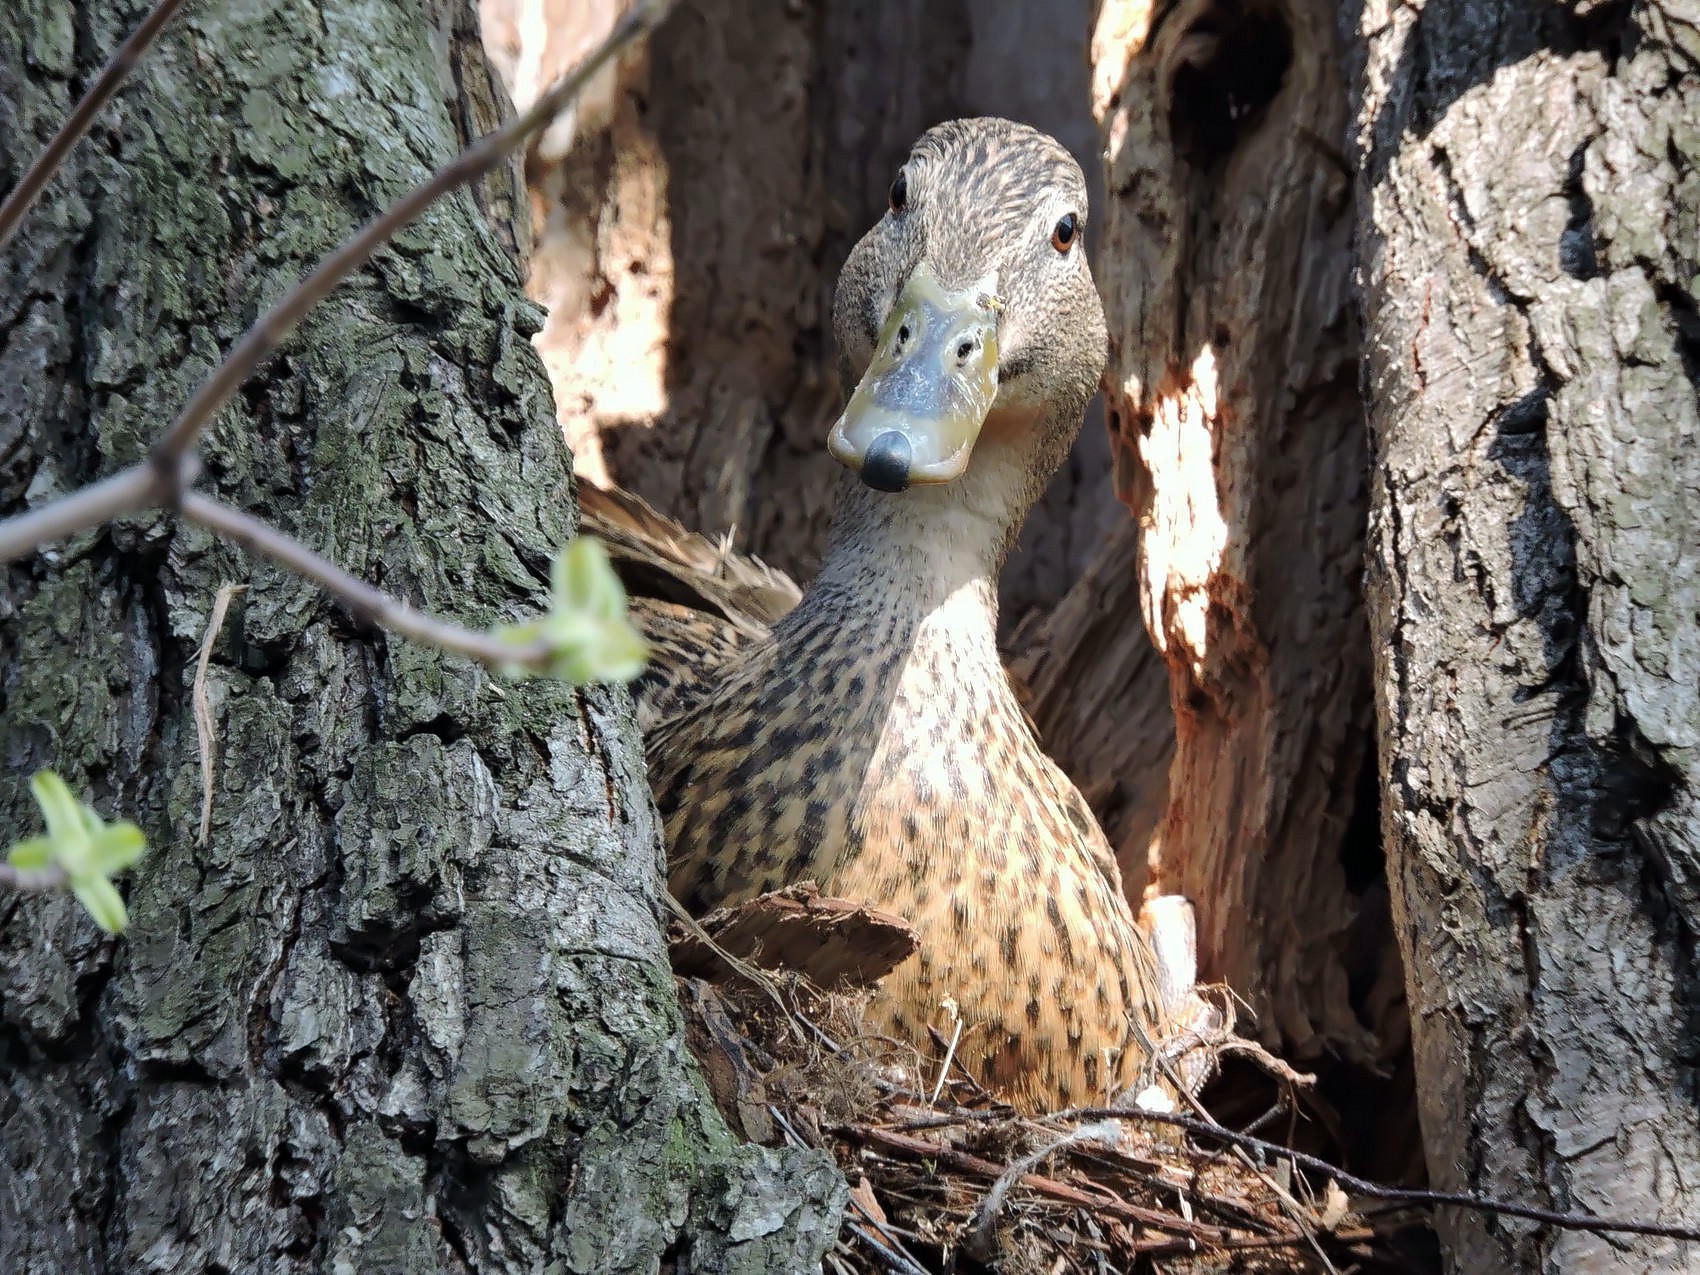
[[668, 883, 920, 990]]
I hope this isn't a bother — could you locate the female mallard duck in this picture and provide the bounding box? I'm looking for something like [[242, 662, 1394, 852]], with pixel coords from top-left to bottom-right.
[[593, 118, 1167, 1113]]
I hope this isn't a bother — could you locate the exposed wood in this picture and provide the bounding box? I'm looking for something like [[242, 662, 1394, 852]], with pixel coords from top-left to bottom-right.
[[1087, 0, 1382, 1063], [1352, 0, 1700, 1268]]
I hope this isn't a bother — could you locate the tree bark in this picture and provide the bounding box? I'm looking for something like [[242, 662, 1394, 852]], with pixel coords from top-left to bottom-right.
[[1083, 0, 1388, 1068], [1351, 0, 1700, 1268], [0, 3, 842, 1271]]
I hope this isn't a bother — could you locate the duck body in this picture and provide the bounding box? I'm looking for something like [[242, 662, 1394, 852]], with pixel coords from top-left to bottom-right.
[[653, 487, 1157, 1109], [641, 118, 1165, 1112]]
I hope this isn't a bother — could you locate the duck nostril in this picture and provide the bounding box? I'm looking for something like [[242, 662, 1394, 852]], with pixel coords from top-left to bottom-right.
[[897, 324, 911, 346], [956, 340, 974, 361]]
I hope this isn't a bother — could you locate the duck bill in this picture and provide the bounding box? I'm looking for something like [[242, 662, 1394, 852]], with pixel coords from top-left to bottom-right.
[[828, 267, 1000, 493]]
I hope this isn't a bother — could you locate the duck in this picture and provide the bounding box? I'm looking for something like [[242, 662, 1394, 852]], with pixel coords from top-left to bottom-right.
[[591, 118, 1168, 1114]]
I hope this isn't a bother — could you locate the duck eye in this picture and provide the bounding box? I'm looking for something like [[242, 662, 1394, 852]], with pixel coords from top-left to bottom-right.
[[889, 170, 908, 214], [1051, 212, 1078, 252]]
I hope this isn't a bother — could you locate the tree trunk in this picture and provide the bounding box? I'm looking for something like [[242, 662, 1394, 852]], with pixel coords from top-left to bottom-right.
[[1081, 0, 1390, 1070], [1351, 0, 1700, 1268], [0, 3, 842, 1271]]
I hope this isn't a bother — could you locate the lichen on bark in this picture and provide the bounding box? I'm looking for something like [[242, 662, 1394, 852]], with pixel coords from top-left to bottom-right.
[[0, 2, 843, 1270]]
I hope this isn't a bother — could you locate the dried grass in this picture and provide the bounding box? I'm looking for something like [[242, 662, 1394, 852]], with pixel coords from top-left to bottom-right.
[[677, 969, 1409, 1274]]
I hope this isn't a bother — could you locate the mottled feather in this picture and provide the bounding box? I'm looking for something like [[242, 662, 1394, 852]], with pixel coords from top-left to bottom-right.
[[578, 479, 800, 728]]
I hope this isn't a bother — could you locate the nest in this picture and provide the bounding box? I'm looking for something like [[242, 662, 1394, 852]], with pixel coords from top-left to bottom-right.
[[670, 887, 1419, 1273]]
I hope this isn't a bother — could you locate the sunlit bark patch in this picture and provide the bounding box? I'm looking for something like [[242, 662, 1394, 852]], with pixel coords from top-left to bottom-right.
[[1136, 343, 1230, 684]]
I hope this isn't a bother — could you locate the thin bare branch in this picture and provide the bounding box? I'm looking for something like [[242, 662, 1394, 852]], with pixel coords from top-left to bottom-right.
[[839, 1122, 1231, 1240], [0, 1, 675, 724], [1058, 1107, 1700, 1244], [0, 863, 68, 891], [1144, 1018, 1340, 1274], [0, 0, 189, 253], [0, 464, 165, 564], [768, 1107, 932, 1275], [150, 0, 675, 473], [965, 1121, 1123, 1260], [178, 492, 550, 671]]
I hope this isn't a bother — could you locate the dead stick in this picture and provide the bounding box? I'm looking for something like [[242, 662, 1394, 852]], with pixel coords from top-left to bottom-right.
[[0, 464, 166, 564], [178, 493, 551, 670], [193, 582, 247, 844], [840, 1123, 1239, 1242], [0, 1, 675, 573], [0, 0, 189, 251], [1059, 1107, 1700, 1244]]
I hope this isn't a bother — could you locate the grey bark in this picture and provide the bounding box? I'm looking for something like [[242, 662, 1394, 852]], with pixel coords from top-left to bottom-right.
[[1351, 0, 1700, 1268], [0, 2, 842, 1271]]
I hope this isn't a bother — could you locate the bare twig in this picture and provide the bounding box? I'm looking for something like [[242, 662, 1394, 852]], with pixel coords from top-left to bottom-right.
[[193, 582, 247, 845], [1059, 1107, 1700, 1244], [0, 0, 189, 252], [0, 864, 68, 891], [0, 464, 166, 564], [0, 0, 674, 577], [178, 493, 551, 671], [149, 0, 674, 473], [839, 1122, 1233, 1240], [769, 1107, 931, 1275], [1144, 1022, 1339, 1274], [928, 1001, 962, 1104], [965, 1120, 1124, 1260]]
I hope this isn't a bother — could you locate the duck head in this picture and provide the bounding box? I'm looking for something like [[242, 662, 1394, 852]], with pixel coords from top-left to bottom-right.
[[829, 119, 1109, 499]]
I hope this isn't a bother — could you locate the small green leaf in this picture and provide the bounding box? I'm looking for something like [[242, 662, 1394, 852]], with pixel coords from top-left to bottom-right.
[[558, 617, 648, 685], [86, 821, 147, 875], [30, 770, 85, 849], [71, 876, 129, 934], [554, 537, 628, 622], [7, 837, 54, 871], [7, 770, 147, 935], [493, 537, 648, 686]]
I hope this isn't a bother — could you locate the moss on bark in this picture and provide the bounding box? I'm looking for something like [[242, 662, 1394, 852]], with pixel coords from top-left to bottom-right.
[[0, 2, 844, 1269]]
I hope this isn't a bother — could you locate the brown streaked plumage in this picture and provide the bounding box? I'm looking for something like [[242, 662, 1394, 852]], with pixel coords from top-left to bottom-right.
[[631, 118, 1166, 1113], [578, 480, 797, 730]]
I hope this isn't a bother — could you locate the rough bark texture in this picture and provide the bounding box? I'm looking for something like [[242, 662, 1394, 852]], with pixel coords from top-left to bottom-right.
[[488, 0, 1123, 628], [1085, 0, 1391, 1066], [1351, 0, 1700, 1268], [0, 3, 842, 1271]]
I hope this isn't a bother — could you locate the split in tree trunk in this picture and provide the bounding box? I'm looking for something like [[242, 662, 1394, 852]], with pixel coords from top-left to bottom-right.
[[1087, 0, 1390, 1076]]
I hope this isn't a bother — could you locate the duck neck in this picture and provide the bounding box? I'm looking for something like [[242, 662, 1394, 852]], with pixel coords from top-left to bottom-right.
[[805, 432, 1039, 636]]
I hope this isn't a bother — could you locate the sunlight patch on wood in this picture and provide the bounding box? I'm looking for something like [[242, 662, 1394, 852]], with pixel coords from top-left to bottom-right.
[[480, 0, 673, 490], [1089, 0, 1158, 128], [1137, 343, 1228, 683], [481, 0, 630, 160]]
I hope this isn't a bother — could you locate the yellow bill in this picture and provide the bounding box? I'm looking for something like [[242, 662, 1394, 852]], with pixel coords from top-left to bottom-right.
[[828, 265, 1001, 492]]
